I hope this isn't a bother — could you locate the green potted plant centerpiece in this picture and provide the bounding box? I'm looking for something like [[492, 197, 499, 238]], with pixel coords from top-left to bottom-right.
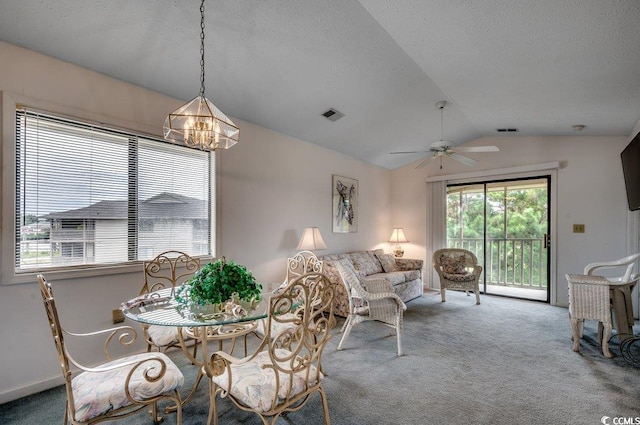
[[175, 257, 262, 319]]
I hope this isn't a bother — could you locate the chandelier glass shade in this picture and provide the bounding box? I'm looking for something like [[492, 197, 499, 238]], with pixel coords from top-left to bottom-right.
[[164, 95, 239, 150], [163, 0, 239, 151]]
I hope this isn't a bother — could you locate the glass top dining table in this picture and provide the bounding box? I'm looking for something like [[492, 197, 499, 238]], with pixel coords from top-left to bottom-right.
[[121, 287, 270, 328], [121, 286, 272, 408]]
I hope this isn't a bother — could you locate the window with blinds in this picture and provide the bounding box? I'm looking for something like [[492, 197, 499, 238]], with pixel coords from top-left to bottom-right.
[[15, 108, 214, 272]]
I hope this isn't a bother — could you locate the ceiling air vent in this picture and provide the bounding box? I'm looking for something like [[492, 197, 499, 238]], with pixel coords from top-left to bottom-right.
[[496, 128, 519, 133], [322, 108, 345, 122]]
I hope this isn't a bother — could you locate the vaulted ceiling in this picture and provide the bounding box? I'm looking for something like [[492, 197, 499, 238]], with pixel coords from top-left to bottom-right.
[[1, 0, 639, 169]]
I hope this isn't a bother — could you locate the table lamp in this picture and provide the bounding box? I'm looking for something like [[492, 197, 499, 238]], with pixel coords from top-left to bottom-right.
[[388, 228, 409, 258], [296, 227, 328, 251]]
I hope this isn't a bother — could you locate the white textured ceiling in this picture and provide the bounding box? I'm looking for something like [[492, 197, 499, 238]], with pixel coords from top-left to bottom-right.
[[0, 0, 639, 169]]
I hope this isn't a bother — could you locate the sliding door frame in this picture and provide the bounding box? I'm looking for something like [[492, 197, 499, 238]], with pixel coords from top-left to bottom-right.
[[427, 163, 558, 305]]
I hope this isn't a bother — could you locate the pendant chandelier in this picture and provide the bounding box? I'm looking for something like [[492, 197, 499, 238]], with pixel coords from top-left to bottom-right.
[[163, 0, 239, 151]]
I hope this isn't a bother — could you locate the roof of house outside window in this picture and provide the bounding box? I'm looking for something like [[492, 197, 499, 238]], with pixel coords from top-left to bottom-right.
[[43, 192, 206, 220]]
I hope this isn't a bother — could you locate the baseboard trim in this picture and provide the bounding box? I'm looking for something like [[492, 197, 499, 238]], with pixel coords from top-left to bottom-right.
[[0, 375, 64, 405]]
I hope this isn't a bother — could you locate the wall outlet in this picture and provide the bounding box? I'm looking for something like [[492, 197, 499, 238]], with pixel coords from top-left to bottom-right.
[[112, 308, 125, 324], [573, 224, 585, 233]]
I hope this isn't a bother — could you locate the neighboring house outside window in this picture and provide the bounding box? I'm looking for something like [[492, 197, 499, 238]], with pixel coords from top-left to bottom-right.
[[14, 108, 214, 273]]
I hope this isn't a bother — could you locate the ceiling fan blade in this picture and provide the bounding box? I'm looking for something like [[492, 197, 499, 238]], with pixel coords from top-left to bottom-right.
[[456, 146, 500, 153], [390, 150, 428, 154], [415, 153, 436, 169], [449, 152, 478, 166]]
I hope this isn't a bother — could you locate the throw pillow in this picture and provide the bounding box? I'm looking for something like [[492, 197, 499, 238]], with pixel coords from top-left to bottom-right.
[[440, 254, 466, 274], [375, 252, 398, 273]]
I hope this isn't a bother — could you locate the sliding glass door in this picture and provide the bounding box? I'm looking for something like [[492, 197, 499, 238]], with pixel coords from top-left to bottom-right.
[[446, 177, 550, 302]]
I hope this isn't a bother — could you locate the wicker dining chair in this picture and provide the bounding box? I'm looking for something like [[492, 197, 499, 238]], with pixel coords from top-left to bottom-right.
[[38, 274, 183, 425], [139, 251, 200, 352], [334, 258, 407, 356], [205, 272, 335, 425], [433, 248, 482, 305]]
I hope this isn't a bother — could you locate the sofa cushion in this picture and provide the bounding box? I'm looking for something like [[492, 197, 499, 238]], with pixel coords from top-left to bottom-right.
[[402, 270, 421, 281], [348, 251, 382, 275], [367, 270, 421, 286], [374, 251, 398, 273], [367, 272, 405, 286]]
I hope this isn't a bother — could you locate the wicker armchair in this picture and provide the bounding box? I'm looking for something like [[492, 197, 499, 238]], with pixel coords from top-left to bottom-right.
[[334, 258, 407, 356], [38, 275, 183, 425], [433, 248, 482, 305], [205, 272, 335, 425]]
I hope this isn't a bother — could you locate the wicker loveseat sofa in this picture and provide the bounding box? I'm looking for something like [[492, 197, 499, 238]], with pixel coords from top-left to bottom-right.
[[319, 249, 424, 317]]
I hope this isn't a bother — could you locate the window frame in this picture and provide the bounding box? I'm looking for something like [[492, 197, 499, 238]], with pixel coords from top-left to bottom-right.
[[1, 92, 217, 285]]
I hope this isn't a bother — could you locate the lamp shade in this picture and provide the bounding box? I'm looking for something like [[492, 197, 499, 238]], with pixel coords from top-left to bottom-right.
[[388, 228, 409, 244], [296, 227, 328, 251]]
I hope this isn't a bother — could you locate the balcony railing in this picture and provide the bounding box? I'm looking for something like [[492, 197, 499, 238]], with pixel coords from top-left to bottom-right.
[[448, 237, 548, 290], [49, 228, 95, 241]]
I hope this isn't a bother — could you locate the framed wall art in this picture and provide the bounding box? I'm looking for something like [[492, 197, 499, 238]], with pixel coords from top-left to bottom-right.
[[332, 175, 358, 233]]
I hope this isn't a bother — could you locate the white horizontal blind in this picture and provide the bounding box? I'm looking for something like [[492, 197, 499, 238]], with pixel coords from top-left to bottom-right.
[[15, 108, 212, 272]]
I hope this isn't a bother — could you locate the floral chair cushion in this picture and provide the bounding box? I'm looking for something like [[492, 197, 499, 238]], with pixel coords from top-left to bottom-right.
[[442, 271, 476, 282], [147, 324, 182, 347], [212, 349, 321, 413], [71, 352, 184, 423], [439, 254, 467, 274]]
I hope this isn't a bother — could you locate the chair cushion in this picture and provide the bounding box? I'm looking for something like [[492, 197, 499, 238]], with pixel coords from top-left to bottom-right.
[[374, 251, 399, 273], [71, 352, 184, 422], [440, 254, 467, 274], [442, 271, 476, 282], [254, 313, 300, 338], [212, 349, 321, 413], [147, 324, 183, 347]]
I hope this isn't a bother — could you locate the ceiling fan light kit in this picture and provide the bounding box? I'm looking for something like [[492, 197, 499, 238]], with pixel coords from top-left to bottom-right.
[[390, 100, 499, 170]]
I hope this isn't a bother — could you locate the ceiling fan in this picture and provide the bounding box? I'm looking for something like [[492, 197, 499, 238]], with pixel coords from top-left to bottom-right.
[[391, 100, 499, 169]]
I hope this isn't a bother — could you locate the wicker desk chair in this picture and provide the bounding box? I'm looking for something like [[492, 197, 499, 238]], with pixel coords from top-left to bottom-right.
[[139, 251, 200, 353], [205, 272, 335, 425], [334, 258, 406, 356], [433, 248, 482, 305], [38, 274, 183, 425]]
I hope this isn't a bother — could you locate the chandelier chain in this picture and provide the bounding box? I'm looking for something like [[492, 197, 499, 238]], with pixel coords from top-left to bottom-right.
[[199, 0, 206, 97]]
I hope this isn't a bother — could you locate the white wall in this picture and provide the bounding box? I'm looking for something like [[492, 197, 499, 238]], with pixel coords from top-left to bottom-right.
[[390, 135, 633, 307], [0, 42, 391, 403]]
